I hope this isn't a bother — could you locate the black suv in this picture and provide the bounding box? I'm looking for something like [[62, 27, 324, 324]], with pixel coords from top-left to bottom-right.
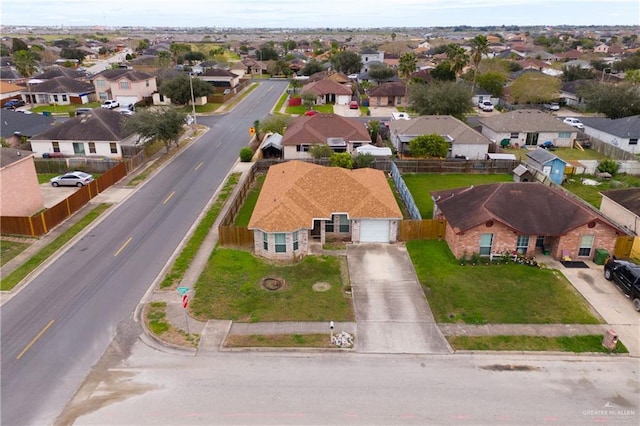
[[604, 258, 640, 312]]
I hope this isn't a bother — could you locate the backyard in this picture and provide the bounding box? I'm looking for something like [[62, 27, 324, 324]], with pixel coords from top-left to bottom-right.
[[407, 240, 601, 325], [190, 248, 354, 322], [403, 173, 512, 218], [562, 173, 640, 208]]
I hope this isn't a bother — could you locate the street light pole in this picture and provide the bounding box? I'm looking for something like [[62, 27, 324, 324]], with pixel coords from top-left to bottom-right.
[[189, 73, 197, 128]]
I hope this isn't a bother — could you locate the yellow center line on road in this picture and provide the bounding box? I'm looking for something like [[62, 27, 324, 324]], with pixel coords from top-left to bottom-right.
[[163, 191, 176, 204], [114, 237, 133, 257], [17, 320, 54, 360], [195, 162, 204, 171]]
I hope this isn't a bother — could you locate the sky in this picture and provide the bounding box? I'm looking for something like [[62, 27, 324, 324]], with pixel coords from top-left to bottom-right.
[[1, 0, 638, 28]]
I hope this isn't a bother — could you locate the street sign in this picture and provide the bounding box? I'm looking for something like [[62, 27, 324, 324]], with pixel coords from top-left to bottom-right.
[[177, 286, 189, 296], [249, 126, 255, 136], [182, 294, 189, 309]]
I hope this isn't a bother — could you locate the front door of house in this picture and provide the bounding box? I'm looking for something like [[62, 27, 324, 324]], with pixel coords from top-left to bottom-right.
[[525, 132, 539, 146], [311, 220, 321, 239]]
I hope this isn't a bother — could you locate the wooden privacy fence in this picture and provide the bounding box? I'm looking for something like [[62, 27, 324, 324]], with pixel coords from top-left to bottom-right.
[[218, 226, 254, 247], [1, 162, 127, 237], [398, 219, 447, 241], [614, 236, 635, 259]]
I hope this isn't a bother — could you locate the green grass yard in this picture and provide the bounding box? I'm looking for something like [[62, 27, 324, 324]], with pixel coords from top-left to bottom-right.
[[448, 335, 628, 353], [407, 240, 601, 325], [562, 174, 640, 208], [190, 248, 354, 322], [234, 174, 265, 226], [403, 173, 512, 218]]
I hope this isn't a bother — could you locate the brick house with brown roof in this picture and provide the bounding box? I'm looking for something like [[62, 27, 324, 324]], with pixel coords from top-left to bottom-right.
[[281, 114, 371, 160], [431, 182, 626, 261], [301, 79, 352, 105], [248, 161, 403, 260], [367, 81, 407, 107]]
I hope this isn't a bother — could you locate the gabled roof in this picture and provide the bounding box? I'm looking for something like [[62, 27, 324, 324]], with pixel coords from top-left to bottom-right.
[[561, 79, 591, 95], [0, 147, 36, 168], [301, 79, 352, 96], [281, 114, 369, 146], [201, 68, 236, 77], [367, 81, 406, 97], [33, 65, 85, 80], [478, 110, 576, 133], [432, 182, 619, 235], [30, 77, 94, 94], [389, 115, 491, 145], [601, 188, 640, 215], [93, 69, 154, 82], [0, 110, 55, 138], [579, 115, 640, 138], [307, 71, 349, 84], [31, 108, 133, 142], [526, 148, 566, 166], [0, 67, 23, 80], [248, 161, 402, 232]]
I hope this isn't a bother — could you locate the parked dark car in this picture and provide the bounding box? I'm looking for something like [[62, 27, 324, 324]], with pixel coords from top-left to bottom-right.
[[4, 99, 25, 109], [604, 258, 640, 312]]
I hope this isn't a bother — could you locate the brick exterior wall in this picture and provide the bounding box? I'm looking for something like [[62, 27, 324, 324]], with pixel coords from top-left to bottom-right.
[[0, 156, 44, 216], [253, 229, 310, 261], [443, 219, 619, 260]]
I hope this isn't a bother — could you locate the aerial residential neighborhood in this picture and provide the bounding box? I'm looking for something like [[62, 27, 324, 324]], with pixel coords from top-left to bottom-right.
[[1, 2, 640, 424]]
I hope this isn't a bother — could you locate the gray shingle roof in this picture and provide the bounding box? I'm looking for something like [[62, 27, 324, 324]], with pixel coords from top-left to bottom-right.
[[94, 69, 154, 82], [33, 65, 86, 80], [526, 148, 565, 166], [30, 77, 94, 94], [580, 115, 640, 138], [31, 108, 133, 141], [601, 188, 640, 215], [478, 110, 577, 132], [0, 110, 55, 138], [390, 115, 491, 145], [0, 147, 36, 168]]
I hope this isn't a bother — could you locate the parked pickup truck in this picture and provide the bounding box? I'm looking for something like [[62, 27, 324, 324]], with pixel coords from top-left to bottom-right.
[[604, 258, 640, 312]]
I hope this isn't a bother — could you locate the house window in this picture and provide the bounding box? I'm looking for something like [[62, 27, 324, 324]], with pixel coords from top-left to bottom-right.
[[119, 80, 130, 89], [338, 214, 349, 232], [510, 132, 519, 139], [353, 143, 362, 149], [325, 218, 334, 233], [275, 233, 286, 253], [88, 142, 96, 154], [296, 144, 310, 152], [293, 231, 299, 251], [558, 132, 571, 138], [96, 80, 106, 88], [516, 235, 529, 254], [53, 95, 59, 102], [630, 139, 638, 145], [109, 143, 117, 154], [52, 142, 60, 153], [99, 93, 108, 100], [578, 235, 594, 257], [146, 80, 150, 87], [263, 232, 268, 250], [479, 233, 493, 256]]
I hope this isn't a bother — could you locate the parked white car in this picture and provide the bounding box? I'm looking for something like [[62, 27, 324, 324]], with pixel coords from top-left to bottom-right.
[[478, 101, 494, 112], [563, 117, 584, 129], [101, 100, 119, 109], [544, 102, 560, 111]]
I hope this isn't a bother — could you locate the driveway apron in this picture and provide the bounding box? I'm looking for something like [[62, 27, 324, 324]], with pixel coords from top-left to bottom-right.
[[347, 244, 451, 354]]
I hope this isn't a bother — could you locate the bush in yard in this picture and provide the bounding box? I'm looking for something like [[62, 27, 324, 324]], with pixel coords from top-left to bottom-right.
[[239, 147, 253, 162], [329, 152, 354, 169], [309, 144, 333, 159], [597, 159, 619, 175]]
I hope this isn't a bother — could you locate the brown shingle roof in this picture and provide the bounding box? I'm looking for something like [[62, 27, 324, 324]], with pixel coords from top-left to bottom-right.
[[367, 81, 406, 97], [432, 182, 619, 235], [601, 188, 640, 216], [248, 161, 402, 232], [281, 114, 370, 146], [301, 79, 352, 96]]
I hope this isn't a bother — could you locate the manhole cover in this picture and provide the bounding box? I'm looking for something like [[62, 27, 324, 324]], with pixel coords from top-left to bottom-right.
[[261, 277, 285, 291], [312, 282, 331, 292]]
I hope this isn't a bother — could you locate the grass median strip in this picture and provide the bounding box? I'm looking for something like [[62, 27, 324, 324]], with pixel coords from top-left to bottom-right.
[[1, 203, 111, 291], [144, 302, 199, 347], [160, 173, 240, 289], [448, 335, 628, 354], [224, 333, 334, 348]]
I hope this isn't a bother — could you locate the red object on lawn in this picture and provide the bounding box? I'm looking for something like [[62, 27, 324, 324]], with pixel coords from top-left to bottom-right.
[[304, 110, 318, 116]]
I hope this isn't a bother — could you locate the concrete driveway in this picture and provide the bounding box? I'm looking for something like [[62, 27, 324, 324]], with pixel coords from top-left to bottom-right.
[[560, 263, 640, 356], [347, 243, 451, 354], [333, 104, 361, 117]]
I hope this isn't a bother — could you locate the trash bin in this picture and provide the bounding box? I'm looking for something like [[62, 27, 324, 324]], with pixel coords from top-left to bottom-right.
[[594, 248, 609, 265], [42, 111, 51, 116], [602, 329, 618, 350]]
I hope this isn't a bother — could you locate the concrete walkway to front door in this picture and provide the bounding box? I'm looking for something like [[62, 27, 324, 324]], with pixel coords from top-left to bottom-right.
[[347, 244, 451, 354]]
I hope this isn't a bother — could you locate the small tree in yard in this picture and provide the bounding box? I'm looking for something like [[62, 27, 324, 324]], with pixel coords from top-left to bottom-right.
[[260, 115, 291, 134], [123, 107, 187, 153], [309, 144, 333, 159], [239, 147, 254, 162], [354, 153, 375, 169], [409, 134, 449, 158], [597, 159, 619, 175], [329, 152, 354, 169], [301, 92, 316, 108]]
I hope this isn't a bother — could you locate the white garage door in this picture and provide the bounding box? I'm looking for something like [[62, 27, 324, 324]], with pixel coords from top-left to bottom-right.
[[360, 220, 391, 243], [116, 96, 138, 107]]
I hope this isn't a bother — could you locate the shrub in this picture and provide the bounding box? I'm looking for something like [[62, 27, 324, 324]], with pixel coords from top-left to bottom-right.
[[597, 159, 619, 175], [239, 147, 253, 162]]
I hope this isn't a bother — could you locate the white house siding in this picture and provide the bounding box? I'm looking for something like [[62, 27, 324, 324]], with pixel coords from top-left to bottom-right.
[[480, 129, 574, 148], [30, 140, 123, 159], [283, 146, 312, 160], [451, 143, 489, 160], [583, 128, 638, 154], [600, 197, 639, 235]]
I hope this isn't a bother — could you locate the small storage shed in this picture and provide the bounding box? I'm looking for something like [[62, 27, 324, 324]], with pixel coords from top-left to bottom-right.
[[513, 164, 534, 182], [525, 148, 567, 185], [260, 133, 283, 159]]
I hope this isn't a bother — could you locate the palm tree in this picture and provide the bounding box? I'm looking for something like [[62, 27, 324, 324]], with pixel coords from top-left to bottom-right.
[[470, 35, 489, 93], [398, 52, 417, 80], [13, 50, 37, 105], [157, 50, 172, 68], [446, 44, 469, 78]]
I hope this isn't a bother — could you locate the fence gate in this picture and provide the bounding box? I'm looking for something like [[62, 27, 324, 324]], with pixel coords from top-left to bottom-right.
[[613, 236, 635, 259]]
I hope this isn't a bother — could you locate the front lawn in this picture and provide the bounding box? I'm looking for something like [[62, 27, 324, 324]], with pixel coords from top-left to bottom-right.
[[191, 248, 354, 322], [224, 334, 334, 348], [30, 102, 101, 114], [407, 240, 601, 325], [403, 173, 512, 218], [286, 104, 333, 115]]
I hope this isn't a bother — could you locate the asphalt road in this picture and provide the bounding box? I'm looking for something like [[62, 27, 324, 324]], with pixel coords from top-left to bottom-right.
[[69, 339, 640, 426], [0, 79, 289, 426]]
